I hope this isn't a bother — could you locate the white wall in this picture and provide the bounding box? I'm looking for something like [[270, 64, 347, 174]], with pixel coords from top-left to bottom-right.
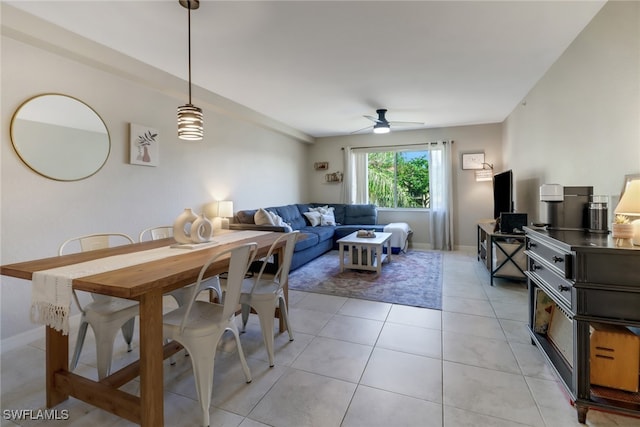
[[1, 9, 310, 341], [503, 1, 640, 222], [308, 123, 503, 249]]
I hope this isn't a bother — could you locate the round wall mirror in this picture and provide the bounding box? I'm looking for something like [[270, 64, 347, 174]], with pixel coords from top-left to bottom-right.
[[10, 94, 110, 181]]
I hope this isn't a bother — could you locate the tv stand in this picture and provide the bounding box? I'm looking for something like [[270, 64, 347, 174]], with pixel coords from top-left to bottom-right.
[[477, 221, 526, 286]]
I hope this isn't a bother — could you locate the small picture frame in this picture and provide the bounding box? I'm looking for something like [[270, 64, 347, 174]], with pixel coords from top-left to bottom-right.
[[462, 152, 485, 170], [130, 123, 159, 167], [314, 161, 329, 170]]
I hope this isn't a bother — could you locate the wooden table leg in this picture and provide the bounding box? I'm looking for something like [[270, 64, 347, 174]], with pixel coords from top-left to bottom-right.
[[139, 290, 164, 427], [46, 326, 69, 407]]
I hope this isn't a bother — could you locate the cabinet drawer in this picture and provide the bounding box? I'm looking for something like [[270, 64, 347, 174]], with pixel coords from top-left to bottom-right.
[[579, 288, 640, 322], [529, 258, 574, 309], [526, 237, 572, 278]]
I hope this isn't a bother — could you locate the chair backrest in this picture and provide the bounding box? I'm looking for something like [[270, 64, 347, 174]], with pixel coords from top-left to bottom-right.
[[179, 242, 257, 332], [251, 231, 299, 292], [58, 233, 135, 256], [139, 226, 173, 242], [58, 233, 135, 305]]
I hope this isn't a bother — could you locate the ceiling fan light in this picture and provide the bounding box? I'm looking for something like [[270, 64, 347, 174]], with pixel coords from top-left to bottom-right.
[[373, 124, 390, 134]]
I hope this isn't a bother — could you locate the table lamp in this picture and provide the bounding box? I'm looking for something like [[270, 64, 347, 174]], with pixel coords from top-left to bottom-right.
[[217, 200, 234, 229], [205, 200, 234, 229], [614, 178, 640, 246]]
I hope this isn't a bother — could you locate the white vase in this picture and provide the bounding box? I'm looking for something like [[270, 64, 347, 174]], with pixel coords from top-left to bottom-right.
[[173, 208, 198, 244], [191, 213, 213, 243]]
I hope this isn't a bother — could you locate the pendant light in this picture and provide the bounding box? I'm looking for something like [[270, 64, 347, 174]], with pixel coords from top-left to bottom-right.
[[177, 0, 203, 141]]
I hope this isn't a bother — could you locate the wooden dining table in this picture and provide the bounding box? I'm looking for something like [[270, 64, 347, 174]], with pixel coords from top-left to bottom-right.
[[0, 230, 286, 426]]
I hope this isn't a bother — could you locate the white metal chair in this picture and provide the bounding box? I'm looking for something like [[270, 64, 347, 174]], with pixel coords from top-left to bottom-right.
[[139, 226, 222, 305], [239, 231, 298, 367], [138, 225, 173, 242], [163, 242, 257, 427], [58, 233, 138, 380]]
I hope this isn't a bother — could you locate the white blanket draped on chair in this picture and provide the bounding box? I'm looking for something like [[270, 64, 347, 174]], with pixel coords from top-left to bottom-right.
[[30, 230, 269, 334]]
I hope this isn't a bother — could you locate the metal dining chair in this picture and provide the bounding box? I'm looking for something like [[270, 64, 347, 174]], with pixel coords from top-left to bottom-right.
[[163, 242, 257, 427], [139, 225, 222, 305], [138, 225, 173, 242], [239, 231, 298, 367], [58, 233, 138, 380]]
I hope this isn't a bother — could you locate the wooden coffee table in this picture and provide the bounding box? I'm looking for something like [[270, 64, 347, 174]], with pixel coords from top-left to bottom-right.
[[337, 231, 392, 275]]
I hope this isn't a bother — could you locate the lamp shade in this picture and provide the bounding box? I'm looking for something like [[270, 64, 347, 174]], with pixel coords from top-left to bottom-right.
[[204, 200, 234, 218], [614, 179, 640, 215], [177, 104, 203, 140], [217, 201, 234, 218], [475, 169, 493, 182]]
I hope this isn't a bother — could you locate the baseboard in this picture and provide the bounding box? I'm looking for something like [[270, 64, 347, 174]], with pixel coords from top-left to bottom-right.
[[410, 243, 475, 253], [411, 242, 431, 250], [456, 244, 476, 254], [1, 313, 82, 354]]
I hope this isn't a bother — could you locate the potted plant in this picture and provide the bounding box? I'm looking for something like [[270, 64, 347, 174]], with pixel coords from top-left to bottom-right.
[[612, 215, 634, 239]]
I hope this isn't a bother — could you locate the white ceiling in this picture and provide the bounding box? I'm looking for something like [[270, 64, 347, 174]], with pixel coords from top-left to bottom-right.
[[6, 1, 606, 138]]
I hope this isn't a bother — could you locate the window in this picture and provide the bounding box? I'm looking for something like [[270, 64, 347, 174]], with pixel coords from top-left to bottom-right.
[[365, 148, 430, 208]]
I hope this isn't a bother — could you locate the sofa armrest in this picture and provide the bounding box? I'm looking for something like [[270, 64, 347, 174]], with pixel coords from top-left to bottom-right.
[[229, 223, 287, 232]]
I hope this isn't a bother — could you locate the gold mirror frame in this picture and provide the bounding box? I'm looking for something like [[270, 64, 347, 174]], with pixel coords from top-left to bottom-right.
[[10, 94, 111, 181]]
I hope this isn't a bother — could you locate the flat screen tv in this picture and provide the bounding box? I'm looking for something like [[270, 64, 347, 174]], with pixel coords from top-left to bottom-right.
[[493, 169, 513, 220]]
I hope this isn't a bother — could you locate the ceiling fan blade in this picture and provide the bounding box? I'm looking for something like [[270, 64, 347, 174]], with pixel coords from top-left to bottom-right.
[[350, 125, 373, 134], [388, 120, 424, 126], [364, 115, 383, 124]]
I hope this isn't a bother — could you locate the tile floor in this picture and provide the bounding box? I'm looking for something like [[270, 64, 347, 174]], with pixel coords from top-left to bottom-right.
[[2, 250, 639, 426]]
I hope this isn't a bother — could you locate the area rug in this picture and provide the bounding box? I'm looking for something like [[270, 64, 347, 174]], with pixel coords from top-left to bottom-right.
[[287, 250, 443, 310]]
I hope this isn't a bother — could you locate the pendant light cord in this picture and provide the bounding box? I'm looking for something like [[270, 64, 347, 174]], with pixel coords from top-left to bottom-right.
[[187, 0, 192, 104]]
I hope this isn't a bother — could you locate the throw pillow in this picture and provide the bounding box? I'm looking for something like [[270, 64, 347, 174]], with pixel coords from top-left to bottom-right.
[[254, 208, 276, 226], [303, 211, 322, 227], [309, 205, 331, 214], [320, 213, 336, 226], [310, 206, 336, 226], [269, 211, 294, 232]]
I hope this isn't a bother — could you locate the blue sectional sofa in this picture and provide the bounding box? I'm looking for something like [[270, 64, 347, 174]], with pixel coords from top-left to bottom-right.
[[230, 203, 385, 271]]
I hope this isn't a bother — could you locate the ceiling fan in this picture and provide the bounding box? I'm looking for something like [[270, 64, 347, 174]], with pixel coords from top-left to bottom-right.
[[352, 109, 424, 134]]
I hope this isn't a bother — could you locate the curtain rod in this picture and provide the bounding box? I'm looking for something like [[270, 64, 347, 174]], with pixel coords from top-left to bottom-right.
[[341, 141, 453, 150]]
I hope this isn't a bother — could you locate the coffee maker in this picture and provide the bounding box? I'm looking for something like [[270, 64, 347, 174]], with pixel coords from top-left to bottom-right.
[[540, 184, 594, 231]]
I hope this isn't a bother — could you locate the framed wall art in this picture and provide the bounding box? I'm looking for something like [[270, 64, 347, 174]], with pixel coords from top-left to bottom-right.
[[461, 152, 485, 170], [130, 123, 159, 167]]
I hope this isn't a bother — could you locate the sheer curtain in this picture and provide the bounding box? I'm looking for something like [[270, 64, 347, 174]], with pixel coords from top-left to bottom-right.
[[429, 141, 454, 250], [353, 151, 368, 204], [342, 147, 369, 204], [340, 147, 353, 204]]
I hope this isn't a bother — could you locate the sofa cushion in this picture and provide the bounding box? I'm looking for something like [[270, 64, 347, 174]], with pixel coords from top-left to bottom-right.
[[304, 225, 335, 243], [344, 204, 377, 225], [236, 209, 258, 224], [295, 226, 334, 252], [272, 204, 307, 230], [293, 228, 319, 251]]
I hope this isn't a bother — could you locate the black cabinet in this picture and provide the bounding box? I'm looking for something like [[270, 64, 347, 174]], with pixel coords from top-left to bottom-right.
[[525, 226, 640, 423], [477, 222, 526, 286]]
